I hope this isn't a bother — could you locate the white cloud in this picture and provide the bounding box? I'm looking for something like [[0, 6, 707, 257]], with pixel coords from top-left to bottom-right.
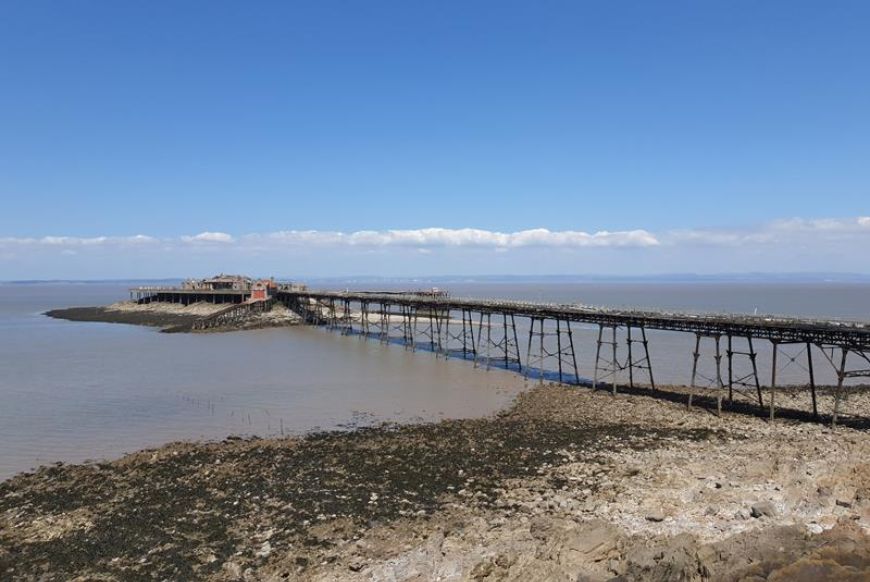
[[2, 218, 868, 261], [260, 228, 660, 248], [181, 232, 234, 243], [665, 217, 870, 247], [0, 235, 156, 247]]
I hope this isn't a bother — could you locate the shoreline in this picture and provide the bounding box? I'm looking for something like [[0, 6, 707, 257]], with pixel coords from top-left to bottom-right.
[[45, 301, 303, 333], [2, 384, 868, 580]]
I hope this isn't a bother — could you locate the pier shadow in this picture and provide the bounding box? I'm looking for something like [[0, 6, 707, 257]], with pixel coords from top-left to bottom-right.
[[576, 381, 870, 431], [320, 326, 870, 430]]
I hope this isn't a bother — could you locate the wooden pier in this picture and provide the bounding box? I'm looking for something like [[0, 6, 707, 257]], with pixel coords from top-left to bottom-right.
[[277, 287, 870, 426]]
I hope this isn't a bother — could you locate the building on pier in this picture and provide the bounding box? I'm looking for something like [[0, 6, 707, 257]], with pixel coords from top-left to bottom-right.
[[131, 275, 288, 304]]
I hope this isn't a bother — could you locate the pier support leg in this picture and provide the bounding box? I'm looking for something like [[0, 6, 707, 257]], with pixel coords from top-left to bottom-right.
[[593, 325, 619, 392], [525, 317, 537, 382], [727, 335, 734, 405], [807, 342, 818, 420], [832, 348, 848, 427], [556, 319, 563, 383], [749, 337, 763, 408], [642, 327, 655, 391], [715, 335, 723, 416], [568, 321, 580, 385], [770, 341, 778, 422], [689, 333, 701, 410], [624, 326, 655, 390], [611, 325, 618, 395], [593, 325, 602, 390]]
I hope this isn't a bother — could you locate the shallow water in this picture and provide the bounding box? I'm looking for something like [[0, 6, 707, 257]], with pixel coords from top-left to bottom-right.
[[1, 281, 869, 480]]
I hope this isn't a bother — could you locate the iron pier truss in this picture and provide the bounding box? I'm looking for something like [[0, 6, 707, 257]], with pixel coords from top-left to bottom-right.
[[276, 288, 870, 426]]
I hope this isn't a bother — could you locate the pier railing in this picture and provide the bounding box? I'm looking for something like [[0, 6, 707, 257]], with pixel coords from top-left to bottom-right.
[[276, 288, 870, 426]]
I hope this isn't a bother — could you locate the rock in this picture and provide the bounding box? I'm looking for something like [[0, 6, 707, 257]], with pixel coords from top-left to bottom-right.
[[835, 498, 853, 508], [530, 518, 621, 568], [255, 541, 272, 558], [645, 509, 665, 522], [469, 559, 494, 579], [750, 502, 777, 518], [222, 561, 243, 580]]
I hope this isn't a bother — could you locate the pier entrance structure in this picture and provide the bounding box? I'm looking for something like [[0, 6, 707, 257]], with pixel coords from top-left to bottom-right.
[[277, 286, 870, 427]]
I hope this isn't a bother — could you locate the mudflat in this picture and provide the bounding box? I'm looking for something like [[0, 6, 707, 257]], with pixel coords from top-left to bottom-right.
[[2, 383, 869, 581]]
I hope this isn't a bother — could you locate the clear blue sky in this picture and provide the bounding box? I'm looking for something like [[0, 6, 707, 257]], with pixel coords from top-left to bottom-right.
[[1, 1, 868, 278]]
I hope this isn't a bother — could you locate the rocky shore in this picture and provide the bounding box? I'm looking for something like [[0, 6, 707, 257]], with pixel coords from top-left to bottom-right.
[[46, 301, 302, 333], [2, 383, 869, 581]]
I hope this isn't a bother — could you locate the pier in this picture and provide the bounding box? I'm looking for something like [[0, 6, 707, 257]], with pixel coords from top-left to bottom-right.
[[275, 286, 870, 426], [128, 276, 870, 426]]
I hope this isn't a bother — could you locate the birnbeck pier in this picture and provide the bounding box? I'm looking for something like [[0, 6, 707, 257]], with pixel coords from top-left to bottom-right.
[[274, 286, 870, 427]]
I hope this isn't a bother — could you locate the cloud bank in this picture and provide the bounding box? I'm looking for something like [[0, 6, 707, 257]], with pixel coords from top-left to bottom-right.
[[1, 217, 869, 279], [0, 227, 662, 250], [3, 217, 869, 252]]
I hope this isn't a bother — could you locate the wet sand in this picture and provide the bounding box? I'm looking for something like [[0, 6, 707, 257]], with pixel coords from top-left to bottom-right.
[[2, 383, 869, 581]]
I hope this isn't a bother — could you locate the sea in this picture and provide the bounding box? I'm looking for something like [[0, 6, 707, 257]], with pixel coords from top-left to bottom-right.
[[1, 280, 869, 480]]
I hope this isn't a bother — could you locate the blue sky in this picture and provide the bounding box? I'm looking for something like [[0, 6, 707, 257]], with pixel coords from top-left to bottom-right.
[[1, 1, 868, 278]]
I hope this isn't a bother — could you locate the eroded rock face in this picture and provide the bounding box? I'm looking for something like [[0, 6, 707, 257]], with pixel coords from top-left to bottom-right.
[[529, 518, 621, 569]]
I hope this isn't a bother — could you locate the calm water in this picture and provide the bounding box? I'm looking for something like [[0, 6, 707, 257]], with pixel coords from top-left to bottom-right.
[[1, 281, 869, 480]]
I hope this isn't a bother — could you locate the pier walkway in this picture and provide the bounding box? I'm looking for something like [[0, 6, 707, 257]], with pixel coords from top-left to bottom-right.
[[276, 287, 870, 426]]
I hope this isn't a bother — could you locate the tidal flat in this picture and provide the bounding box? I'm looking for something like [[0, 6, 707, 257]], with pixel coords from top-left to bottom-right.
[[2, 384, 869, 581]]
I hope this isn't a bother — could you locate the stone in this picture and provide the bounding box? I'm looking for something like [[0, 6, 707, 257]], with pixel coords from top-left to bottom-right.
[[750, 502, 777, 518], [222, 561, 243, 580], [645, 510, 665, 522], [255, 541, 272, 558]]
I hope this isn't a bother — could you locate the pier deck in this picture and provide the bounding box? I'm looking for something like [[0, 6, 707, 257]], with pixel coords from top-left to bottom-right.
[[277, 287, 870, 426]]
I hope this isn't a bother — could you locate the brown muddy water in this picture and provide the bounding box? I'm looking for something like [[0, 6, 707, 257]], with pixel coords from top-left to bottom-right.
[[2, 281, 869, 480]]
